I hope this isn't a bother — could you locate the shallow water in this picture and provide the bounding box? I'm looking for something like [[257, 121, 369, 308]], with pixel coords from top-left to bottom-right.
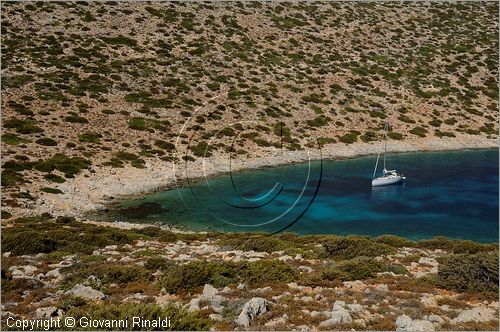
[[95, 149, 499, 243]]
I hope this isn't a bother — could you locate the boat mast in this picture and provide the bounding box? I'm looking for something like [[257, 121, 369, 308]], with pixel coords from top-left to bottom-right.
[[383, 122, 388, 172]]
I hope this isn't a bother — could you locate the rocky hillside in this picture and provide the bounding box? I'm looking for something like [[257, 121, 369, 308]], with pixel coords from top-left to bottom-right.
[[1, 1, 499, 216], [1, 216, 498, 330]]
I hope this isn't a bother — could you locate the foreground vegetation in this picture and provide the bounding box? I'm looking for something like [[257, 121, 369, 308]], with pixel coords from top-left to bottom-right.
[[1, 215, 498, 330]]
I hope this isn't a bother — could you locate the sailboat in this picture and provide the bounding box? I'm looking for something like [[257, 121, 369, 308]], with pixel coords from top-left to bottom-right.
[[372, 122, 406, 187]]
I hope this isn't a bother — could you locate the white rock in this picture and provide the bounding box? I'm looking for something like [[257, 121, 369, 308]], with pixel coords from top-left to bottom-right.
[[347, 303, 364, 313], [209, 313, 224, 322], [396, 314, 434, 331], [235, 297, 268, 327], [65, 284, 106, 301], [375, 284, 389, 292], [418, 257, 439, 267], [201, 284, 218, 299], [35, 307, 63, 319], [45, 268, 62, 280], [451, 307, 496, 324], [298, 266, 313, 273], [427, 314, 445, 325]]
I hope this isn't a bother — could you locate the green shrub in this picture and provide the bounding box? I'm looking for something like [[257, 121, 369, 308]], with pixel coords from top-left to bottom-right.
[[33, 154, 91, 176], [387, 132, 403, 140], [374, 235, 415, 248], [44, 173, 66, 183], [323, 236, 395, 259], [1, 170, 24, 186], [435, 130, 456, 138], [383, 264, 410, 275], [398, 114, 415, 124], [322, 256, 384, 281], [36, 137, 58, 146], [64, 114, 88, 123], [66, 303, 211, 331], [190, 141, 213, 157], [161, 260, 297, 294], [4, 118, 43, 134], [409, 126, 428, 137], [417, 236, 497, 253], [155, 140, 175, 151], [2, 230, 59, 255], [437, 251, 498, 292], [429, 119, 442, 127], [339, 131, 360, 144], [128, 117, 146, 130], [144, 257, 174, 271], [218, 235, 300, 254], [2, 133, 30, 145], [41, 187, 63, 194], [1, 219, 135, 256], [306, 115, 330, 127], [78, 132, 102, 143]]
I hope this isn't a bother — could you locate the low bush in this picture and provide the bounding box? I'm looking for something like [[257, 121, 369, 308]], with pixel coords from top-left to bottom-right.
[[417, 236, 497, 253], [33, 154, 91, 176], [144, 257, 174, 271], [36, 137, 58, 146], [437, 251, 498, 292], [44, 173, 66, 183], [4, 118, 43, 134], [66, 303, 211, 331], [322, 256, 384, 281], [338, 131, 360, 144], [409, 126, 428, 137], [218, 235, 301, 254], [78, 132, 102, 143], [387, 131, 403, 140], [2, 133, 30, 145], [374, 235, 415, 248], [161, 259, 297, 294], [1, 218, 136, 255], [41, 187, 63, 194], [322, 236, 395, 260]]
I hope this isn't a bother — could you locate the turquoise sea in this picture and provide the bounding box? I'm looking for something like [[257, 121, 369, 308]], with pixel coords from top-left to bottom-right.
[[96, 149, 499, 243]]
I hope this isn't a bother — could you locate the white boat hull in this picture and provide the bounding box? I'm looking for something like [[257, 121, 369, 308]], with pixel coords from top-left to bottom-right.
[[372, 175, 405, 187]]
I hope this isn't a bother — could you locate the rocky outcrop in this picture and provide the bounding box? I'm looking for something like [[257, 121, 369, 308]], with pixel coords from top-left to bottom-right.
[[35, 307, 64, 319], [319, 301, 353, 327], [396, 314, 435, 331], [235, 297, 269, 327], [451, 307, 496, 324], [65, 284, 106, 301]]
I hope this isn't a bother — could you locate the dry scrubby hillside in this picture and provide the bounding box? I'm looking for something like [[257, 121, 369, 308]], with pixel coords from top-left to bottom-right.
[[1, 1, 499, 215]]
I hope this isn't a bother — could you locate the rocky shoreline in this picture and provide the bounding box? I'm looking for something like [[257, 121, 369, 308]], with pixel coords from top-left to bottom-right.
[[32, 136, 497, 219]]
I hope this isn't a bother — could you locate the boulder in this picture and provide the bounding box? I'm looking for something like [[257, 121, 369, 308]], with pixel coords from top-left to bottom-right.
[[65, 284, 106, 301], [201, 284, 218, 300], [418, 257, 439, 267], [320, 301, 352, 327], [235, 297, 269, 327], [451, 307, 496, 324], [396, 314, 434, 331], [35, 307, 63, 319], [45, 268, 62, 280], [209, 313, 224, 322]]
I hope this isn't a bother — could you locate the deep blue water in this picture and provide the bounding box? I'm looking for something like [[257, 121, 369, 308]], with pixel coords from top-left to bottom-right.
[[97, 149, 499, 243]]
